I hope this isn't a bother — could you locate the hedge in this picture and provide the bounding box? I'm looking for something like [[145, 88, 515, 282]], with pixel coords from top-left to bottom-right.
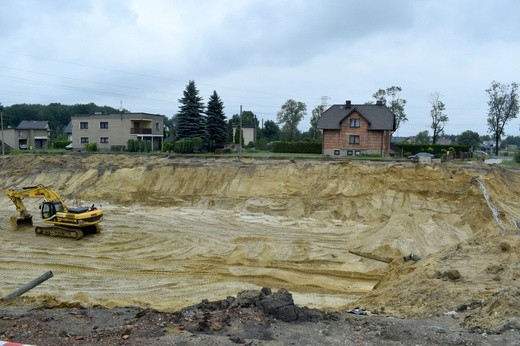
[[394, 143, 469, 157], [271, 141, 322, 154]]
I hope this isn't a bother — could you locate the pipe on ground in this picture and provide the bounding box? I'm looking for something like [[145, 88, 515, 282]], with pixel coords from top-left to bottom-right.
[[2, 271, 54, 300]]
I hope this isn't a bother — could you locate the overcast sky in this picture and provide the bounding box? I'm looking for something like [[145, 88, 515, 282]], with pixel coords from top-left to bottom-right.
[[1, 0, 519, 137]]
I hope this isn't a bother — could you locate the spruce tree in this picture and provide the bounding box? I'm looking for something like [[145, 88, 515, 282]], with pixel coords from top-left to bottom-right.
[[205, 90, 227, 147], [176, 80, 206, 140]]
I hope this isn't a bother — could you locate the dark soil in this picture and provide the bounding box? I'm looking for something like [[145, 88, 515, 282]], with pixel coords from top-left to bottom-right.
[[1, 288, 519, 345]]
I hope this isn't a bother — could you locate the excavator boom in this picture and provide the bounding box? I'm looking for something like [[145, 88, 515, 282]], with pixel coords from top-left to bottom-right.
[[7, 184, 103, 239]]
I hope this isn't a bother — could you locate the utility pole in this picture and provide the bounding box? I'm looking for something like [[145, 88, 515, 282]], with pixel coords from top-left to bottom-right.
[[239, 105, 242, 155], [0, 105, 4, 156]]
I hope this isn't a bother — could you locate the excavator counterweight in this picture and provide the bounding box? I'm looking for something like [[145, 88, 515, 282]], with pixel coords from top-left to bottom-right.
[[7, 184, 103, 239]]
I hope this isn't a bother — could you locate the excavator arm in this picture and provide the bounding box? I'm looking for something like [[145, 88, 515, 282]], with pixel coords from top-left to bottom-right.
[[7, 184, 67, 217]]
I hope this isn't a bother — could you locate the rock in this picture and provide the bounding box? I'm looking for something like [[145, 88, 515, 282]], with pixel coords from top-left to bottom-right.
[[403, 253, 421, 262], [499, 242, 511, 252], [446, 269, 461, 281], [490, 319, 520, 334], [257, 288, 298, 322], [456, 300, 483, 312], [231, 289, 266, 308]]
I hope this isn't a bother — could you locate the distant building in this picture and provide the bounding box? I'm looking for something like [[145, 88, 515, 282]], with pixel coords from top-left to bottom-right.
[[436, 137, 453, 145], [70, 113, 164, 151], [1, 120, 50, 150], [231, 124, 255, 145], [391, 136, 414, 144], [317, 100, 395, 156], [481, 140, 499, 150]]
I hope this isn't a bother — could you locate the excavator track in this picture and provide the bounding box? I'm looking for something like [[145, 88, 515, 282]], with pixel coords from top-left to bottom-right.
[[34, 225, 98, 240]]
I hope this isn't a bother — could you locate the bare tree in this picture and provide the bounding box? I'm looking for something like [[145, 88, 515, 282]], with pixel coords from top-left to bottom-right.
[[429, 92, 448, 145], [486, 81, 519, 155]]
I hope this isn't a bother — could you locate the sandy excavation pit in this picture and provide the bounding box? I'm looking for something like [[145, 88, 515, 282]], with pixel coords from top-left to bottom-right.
[[0, 154, 519, 330]]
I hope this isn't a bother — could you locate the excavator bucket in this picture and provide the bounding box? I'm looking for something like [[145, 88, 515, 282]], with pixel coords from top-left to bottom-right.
[[10, 215, 33, 230]]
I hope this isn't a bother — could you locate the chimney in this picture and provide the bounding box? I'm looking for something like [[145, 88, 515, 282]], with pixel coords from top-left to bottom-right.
[[345, 100, 352, 108], [376, 100, 383, 106]]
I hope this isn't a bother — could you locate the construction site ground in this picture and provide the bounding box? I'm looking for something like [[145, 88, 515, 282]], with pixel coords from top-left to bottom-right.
[[0, 154, 519, 345]]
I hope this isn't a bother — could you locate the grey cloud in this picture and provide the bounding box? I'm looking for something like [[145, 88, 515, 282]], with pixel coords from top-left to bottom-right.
[[188, 0, 414, 76]]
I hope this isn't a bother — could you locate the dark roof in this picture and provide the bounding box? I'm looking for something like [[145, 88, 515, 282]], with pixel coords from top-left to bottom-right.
[[63, 121, 72, 134], [16, 120, 49, 130], [317, 103, 395, 131], [391, 136, 413, 143]]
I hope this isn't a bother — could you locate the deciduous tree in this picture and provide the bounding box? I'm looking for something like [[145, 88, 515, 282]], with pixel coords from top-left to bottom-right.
[[260, 120, 280, 142], [457, 130, 481, 150], [486, 81, 519, 155], [277, 99, 306, 141], [309, 105, 324, 140], [415, 130, 430, 144], [372, 86, 407, 132]]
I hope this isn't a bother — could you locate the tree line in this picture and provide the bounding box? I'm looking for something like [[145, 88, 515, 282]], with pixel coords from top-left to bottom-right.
[[0, 80, 517, 155], [0, 103, 123, 135], [369, 82, 518, 155], [167, 80, 322, 152]]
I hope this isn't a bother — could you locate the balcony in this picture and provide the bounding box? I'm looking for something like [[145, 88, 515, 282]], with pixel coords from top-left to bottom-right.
[[131, 128, 152, 134]]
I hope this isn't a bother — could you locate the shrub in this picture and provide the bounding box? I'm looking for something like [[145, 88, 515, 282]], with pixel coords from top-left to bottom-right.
[[192, 137, 203, 153], [138, 140, 146, 152], [254, 139, 268, 151], [127, 139, 137, 152], [173, 139, 194, 154], [85, 143, 97, 152], [394, 143, 469, 157], [163, 141, 175, 152], [514, 150, 520, 163], [53, 140, 70, 149]]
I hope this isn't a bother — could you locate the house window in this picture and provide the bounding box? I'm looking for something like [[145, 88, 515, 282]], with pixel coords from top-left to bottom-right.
[[156, 122, 159, 130], [350, 118, 360, 128], [100, 137, 109, 144], [349, 135, 360, 144], [80, 137, 89, 143], [100, 122, 108, 129], [80, 122, 88, 129]]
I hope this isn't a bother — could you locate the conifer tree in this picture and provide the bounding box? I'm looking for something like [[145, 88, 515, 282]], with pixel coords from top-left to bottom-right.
[[205, 90, 227, 147], [176, 80, 206, 140]]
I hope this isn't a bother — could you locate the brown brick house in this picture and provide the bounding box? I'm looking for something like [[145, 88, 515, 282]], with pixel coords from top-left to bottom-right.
[[317, 100, 395, 157]]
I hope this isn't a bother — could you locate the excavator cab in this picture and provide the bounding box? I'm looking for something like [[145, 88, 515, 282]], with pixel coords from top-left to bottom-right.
[[40, 201, 64, 220]]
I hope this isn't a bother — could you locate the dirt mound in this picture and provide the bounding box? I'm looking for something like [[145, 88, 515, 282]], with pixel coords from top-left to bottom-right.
[[0, 154, 519, 331]]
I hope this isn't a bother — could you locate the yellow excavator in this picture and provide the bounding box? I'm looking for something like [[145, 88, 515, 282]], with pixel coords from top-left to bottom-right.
[[7, 184, 103, 239]]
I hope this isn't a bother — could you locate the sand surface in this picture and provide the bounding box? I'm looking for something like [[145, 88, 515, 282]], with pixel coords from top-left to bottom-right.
[[0, 154, 519, 332]]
